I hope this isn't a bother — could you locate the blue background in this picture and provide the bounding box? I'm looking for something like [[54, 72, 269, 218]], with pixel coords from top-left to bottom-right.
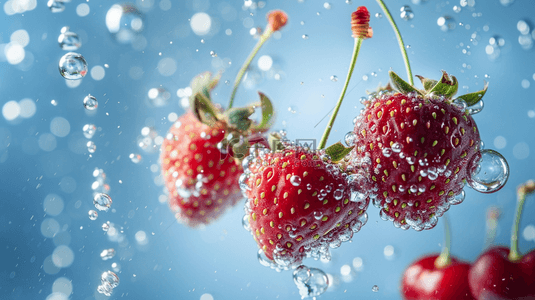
[[1, 0, 535, 299]]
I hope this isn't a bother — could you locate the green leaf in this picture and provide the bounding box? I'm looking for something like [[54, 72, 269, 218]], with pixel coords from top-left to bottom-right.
[[325, 142, 354, 162], [189, 71, 221, 108], [253, 92, 275, 132], [231, 137, 249, 160], [192, 92, 219, 126], [224, 107, 255, 131], [456, 82, 489, 107], [427, 71, 458, 98], [416, 75, 438, 92], [389, 71, 422, 95]]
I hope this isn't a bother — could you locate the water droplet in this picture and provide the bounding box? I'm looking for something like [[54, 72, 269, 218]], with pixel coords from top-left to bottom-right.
[[293, 265, 329, 299], [129, 153, 142, 163], [330, 75, 338, 82], [147, 87, 171, 107], [392, 143, 402, 153], [87, 141, 96, 153], [94, 193, 112, 211], [288, 107, 297, 114], [344, 132, 356, 147], [449, 190, 465, 205], [88, 210, 98, 220], [100, 248, 116, 260], [382, 148, 392, 157], [47, 0, 65, 13], [83, 94, 98, 110], [375, 13, 383, 18], [467, 99, 484, 115], [102, 222, 110, 231], [437, 16, 456, 32], [290, 175, 302, 186], [453, 5, 461, 13], [59, 52, 88, 80], [83, 124, 96, 139], [101, 270, 120, 288], [467, 149, 509, 193], [105, 4, 144, 44], [58, 29, 81, 51], [400, 6, 414, 20], [210, 51, 217, 57], [302, 34, 309, 40], [372, 285, 379, 292]]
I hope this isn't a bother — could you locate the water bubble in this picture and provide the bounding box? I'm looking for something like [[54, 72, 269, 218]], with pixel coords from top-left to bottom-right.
[[147, 87, 171, 107], [290, 175, 302, 187], [372, 285, 379, 292], [467, 149, 509, 193], [106, 4, 144, 44], [59, 52, 88, 80], [100, 248, 116, 261], [83, 94, 98, 110], [382, 148, 392, 157], [58, 29, 81, 51], [302, 34, 309, 40], [93, 193, 112, 211], [83, 124, 96, 139], [449, 190, 465, 205], [48, 0, 65, 13], [400, 6, 414, 20], [293, 265, 329, 299], [101, 270, 120, 288], [437, 16, 456, 32], [97, 282, 113, 296], [392, 143, 402, 153], [88, 210, 98, 220], [102, 222, 110, 232], [210, 51, 217, 57], [330, 75, 338, 82], [467, 99, 484, 115], [344, 132, 356, 147], [87, 141, 96, 153], [375, 13, 383, 18], [453, 5, 461, 13], [323, 2, 331, 9]]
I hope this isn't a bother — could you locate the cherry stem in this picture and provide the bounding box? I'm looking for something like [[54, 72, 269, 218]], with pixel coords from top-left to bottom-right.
[[435, 214, 452, 268], [318, 37, 364, 150], [228, 27, 274, 109], [375, 0, 414, 86], [509, 187, 529, 261]]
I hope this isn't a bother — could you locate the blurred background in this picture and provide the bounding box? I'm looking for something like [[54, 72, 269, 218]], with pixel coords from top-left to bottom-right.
[[1, 0, 534, 299]]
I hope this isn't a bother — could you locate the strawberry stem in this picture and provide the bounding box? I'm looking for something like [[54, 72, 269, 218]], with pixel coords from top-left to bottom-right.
[[318, 37, 364, 150], [434, 214, 452, 268], [228, 27, 274, 109], [375, 0, 414, 86], [509, 180, 535, 261]]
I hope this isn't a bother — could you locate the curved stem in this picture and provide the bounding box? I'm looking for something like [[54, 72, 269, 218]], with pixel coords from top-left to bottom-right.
[[228, 28, 274, 109], [435, 214, 452, 268], [318, 38, 363, 150], [509, 192, 526, 261], [375, 0, 414, 86]]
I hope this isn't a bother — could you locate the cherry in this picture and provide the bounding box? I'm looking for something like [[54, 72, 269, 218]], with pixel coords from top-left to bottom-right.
[[468, 180, 535, 299], [401, 216, 475, 300]]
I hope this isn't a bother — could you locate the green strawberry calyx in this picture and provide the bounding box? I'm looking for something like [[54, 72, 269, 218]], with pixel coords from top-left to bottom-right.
[[188, 71, 276, 161], [390, 70, 488, 107]]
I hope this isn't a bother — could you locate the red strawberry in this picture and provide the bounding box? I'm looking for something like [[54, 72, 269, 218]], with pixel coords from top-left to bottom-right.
[[351, 71, 489, 230], [161, 72, 275, 227], [241, 145, 369, 269]]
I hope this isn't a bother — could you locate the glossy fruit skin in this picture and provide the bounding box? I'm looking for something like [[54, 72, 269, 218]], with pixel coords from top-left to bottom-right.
[[468, 246, 535, 300], [242, 148, 369, 268], [401, 255, 474, 300], [352, 92, 481, 230], [161, 112, 242, 227]]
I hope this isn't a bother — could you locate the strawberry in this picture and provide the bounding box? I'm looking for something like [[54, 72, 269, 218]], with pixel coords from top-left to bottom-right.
[[351, 71, 489, 230], [161, 72, 275, 227], [241, 144, 370, 269]]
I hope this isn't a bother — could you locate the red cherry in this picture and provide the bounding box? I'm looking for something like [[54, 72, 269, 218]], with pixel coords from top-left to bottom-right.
[[468, 246, 535, 299], [401, 255, 474, 300]]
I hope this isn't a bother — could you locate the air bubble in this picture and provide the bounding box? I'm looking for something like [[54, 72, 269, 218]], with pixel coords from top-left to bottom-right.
[[449, 190, 465, 205], [210, 51, 217, 57], [302, 34, 309, 40], [467, 149, 509, 193], [293, 265, 329, 299], [400, 6, 414, 20], [58, 28, 81, 51], [330, 75, 338, 82], [467, 99, 484, 115], [382, 148, 392, 157], [129, 153, 142, 163], [59, 52, 88, 80], [88, 210, 98, 220], [87, 141, 96, 153], [290, 175, 302, 186], [100, 248, 116, 261], [83, 124, 96, 139], [93, 193, 112, 211], [372, 285, 379, 292], [344, 132, 356, 147], [101, 270, 120, 288], [437, 16, 456, 32], [83, 94, 98, 110], [102, 222, 110, 231], [48, 0, 65, 13], [392, 143, 402, 153]]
